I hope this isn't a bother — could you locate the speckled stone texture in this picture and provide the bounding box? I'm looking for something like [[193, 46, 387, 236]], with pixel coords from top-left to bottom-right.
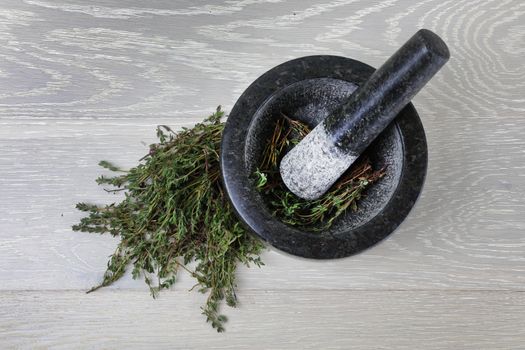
[[280, 124, 359, 200], [280, 29, 448, 200], [220, 55, 427, 259]]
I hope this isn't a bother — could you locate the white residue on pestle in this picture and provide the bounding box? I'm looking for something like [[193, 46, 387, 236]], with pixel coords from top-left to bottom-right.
[[279, 124, 358, 200]]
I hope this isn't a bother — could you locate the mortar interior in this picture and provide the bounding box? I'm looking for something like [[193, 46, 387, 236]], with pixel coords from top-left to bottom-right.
[[245, 77, 403, 234]]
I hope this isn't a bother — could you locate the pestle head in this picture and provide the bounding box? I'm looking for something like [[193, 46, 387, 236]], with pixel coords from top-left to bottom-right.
[[280, 124, 359, 200], [280, 29, 449, 200]]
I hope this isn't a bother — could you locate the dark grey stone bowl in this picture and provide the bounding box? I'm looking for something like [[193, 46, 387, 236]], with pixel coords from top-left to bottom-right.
[[220, 55, 427, 259]]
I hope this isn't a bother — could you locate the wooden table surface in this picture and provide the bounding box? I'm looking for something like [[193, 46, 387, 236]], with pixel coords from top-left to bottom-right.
[[1, 0, 524, 348]]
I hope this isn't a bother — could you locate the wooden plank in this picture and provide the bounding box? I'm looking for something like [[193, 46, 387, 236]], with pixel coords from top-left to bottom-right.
[[1, 113, 525, 291], [1, 290, 524, 349], [0, 0, 522, 119]]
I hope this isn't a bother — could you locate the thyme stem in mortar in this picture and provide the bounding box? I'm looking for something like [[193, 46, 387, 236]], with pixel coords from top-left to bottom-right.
[[254, 114, 386, 231]]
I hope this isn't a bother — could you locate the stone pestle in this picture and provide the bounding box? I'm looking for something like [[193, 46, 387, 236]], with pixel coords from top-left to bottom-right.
[[279, 29, 450, 200]]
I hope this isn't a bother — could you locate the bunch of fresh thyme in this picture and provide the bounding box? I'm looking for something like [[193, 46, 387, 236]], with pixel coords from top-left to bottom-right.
[[255, 114, 385, 231], [73, 108, 384, 332], [73, 107, 264, 332]]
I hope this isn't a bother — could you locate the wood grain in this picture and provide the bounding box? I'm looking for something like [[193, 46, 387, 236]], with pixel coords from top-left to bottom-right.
[[1, 290, 524, 349], [0, 0, 524, 347]]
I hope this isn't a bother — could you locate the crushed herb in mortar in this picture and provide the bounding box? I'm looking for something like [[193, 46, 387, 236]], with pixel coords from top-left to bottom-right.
[[254, 113, 385, 231]]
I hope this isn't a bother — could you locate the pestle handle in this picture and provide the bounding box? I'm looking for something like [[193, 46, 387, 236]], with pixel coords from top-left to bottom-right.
[[280, 29, 449, 200], [325, 29, 449, 153]]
